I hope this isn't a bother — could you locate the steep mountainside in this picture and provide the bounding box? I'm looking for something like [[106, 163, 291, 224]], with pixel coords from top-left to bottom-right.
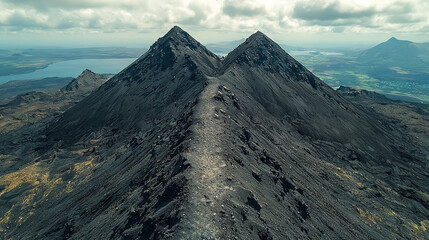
[[0, 27, 427, 239], [47, 26, 220, 142], [337, 86, 429, 149]]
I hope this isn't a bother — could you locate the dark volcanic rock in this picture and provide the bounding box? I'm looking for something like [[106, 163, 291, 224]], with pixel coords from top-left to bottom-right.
[[46, 26, 220, 142], [0, 27, 428, 240], [63, 69, 109, 93]]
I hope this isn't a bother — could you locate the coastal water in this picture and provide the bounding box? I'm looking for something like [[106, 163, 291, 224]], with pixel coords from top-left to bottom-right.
[[0, 58, 137, 85], [289, 50, 343, 56]]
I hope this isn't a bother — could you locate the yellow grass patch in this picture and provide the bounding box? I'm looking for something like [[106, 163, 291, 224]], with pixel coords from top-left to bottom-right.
[[357, 207, 383, 224]]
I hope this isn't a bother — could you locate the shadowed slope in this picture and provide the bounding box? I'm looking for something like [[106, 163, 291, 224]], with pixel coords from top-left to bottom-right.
[[47, 26, 220, 143], [1, 26, 222, 239], [206, 31, 428, 239], [220, 32, 392, 153]]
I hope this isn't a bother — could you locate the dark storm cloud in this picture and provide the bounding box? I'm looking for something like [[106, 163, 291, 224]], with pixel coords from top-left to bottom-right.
[[293, 1, 376, 21]]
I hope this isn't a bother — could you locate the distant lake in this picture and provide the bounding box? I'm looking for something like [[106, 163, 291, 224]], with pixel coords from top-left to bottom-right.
[[0, 58, 137, 85], [290, 51, 343, 56]]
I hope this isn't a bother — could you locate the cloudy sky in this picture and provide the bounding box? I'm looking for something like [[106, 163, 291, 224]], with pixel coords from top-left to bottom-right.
[[1, 0, 428, 48]]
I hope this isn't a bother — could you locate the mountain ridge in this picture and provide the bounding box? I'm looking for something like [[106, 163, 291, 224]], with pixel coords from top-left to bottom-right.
[[0, 26, 427, 239]]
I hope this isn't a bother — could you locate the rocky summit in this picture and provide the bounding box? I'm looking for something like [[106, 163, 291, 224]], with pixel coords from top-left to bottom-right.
[[0, 26, 428, 239]]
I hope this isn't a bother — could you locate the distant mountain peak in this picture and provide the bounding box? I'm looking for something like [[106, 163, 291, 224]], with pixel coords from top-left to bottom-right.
[[63, 69, 109, 93], [383, 36, 412, 45], [388, 37, 398, 41], [358, 36, 420, 62], [79, 69, 96, 77]]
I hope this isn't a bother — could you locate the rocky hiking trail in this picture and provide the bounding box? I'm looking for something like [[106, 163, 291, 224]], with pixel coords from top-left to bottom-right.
[[181, 77, 231, 239]]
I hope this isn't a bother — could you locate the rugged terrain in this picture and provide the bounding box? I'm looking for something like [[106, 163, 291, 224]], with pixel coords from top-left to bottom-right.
[[0, 27, 428, 239], [337, 86, 429, 150], [0, 69, 110, 134]]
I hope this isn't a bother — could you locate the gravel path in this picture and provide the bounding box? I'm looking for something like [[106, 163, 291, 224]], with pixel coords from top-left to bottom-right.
[[181, 77, 229, 239]]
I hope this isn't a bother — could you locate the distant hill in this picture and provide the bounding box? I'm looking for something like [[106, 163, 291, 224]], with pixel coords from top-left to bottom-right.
[[354, 37, 429, 101], [62, 69, 110, 93], [0, 69, 110, 134], [357, 37, 429, 69], [266, 37, 429, 103]]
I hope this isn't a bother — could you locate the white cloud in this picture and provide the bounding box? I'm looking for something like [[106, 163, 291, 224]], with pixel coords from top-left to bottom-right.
[[0, 0, 428, 45]]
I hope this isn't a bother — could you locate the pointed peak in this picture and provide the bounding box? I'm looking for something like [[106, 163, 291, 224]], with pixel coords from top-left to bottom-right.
[[222, 30, 299, 74], [250, 30, 267, 38], [138, 26, 219, 71], [382, 36, 412, 45], [169, 25, 185, 34], [159, 26, 194, 43], [147, 25, 203, 53], [225, 30, 283, 58], [236, 30, 282, 54], [81, 69, 95, 75], [62, 69, 108, 92], [163, 26, 189, 39], [246, 30, 273, 44], [75, 69, 97, 80]]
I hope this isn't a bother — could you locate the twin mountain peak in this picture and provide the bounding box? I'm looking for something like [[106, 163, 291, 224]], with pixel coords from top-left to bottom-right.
[[48, 26, 328, 141], [5, 26, 428, 240], [136, 26, 309, 79]]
